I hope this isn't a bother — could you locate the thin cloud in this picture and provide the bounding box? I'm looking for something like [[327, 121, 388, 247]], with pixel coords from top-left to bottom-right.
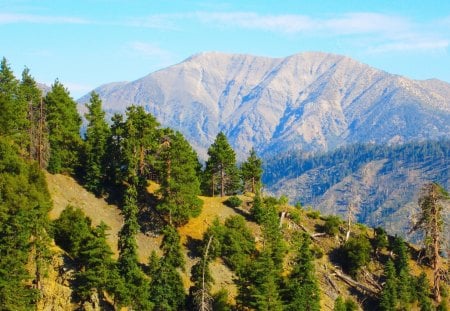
[[193, 11, 412, 37], [129, 42, 173, 58], [0, 13, 90, 24], [368, 39, 449, 53], [195, 12, 315, 34], [126, 41, 176, 68]]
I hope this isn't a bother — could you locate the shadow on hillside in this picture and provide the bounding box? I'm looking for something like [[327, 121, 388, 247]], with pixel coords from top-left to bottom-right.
[[185, 236, 203, 259]]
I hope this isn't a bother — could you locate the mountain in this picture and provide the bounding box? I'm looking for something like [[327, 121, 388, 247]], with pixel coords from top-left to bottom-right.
[[263, 140, 450, 240], [79, 51, 450, 161]]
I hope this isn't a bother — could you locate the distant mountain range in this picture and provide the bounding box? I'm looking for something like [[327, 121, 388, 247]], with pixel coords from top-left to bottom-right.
[[78, 51, 450, 161], [78, 51, 450, 239], [263, 140, 450, 241]]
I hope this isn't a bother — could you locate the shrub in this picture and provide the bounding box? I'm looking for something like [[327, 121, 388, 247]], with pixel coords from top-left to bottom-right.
[[224, 196, 243, 208], [341, 235, 372, 276], [323, 215, 342, 236], [306, 210, 321, 219]]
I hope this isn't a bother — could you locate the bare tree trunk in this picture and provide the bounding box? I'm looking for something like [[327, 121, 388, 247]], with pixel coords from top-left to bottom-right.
[[345, 202, 355, 242], [220, 164, 225, 197]]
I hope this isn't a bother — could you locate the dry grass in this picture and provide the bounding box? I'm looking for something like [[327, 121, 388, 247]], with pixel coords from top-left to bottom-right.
[[46, 174, 443, 309], [46, 173, 161, 262]]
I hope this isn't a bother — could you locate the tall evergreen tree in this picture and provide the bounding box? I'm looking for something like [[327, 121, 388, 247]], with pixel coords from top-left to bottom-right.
[[241, 147, 263, 193], [245, 249, 283, 311], [149, 225, 186, 310], [156, 130, 202, 225], [0, 137, 52, 309], [117, 185, 152, 310], [379, 260, 398, 311], [0, 57, 28, 148], [284, 233, 320, 311], [204, 132, 240, 197], [19, 67, 48, 168], [45, 80, 82, 174], [83, 92, 110, 195], [122, 106, 159, 192]]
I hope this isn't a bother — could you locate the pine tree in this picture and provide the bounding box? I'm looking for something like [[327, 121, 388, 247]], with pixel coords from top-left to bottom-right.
[[117, 185, 152, 310], [413, 182, 449, 303], [241, 148, 263, 193], [19, 67, 45, 162], [75, 222, 121, 303], [0, 137, 52, 309], [246, 250, 283, 311], [83, 92, 110, 195], [45, 80, 82, 174], [122, 106, 160, 192], [156, 130, 202, 225], [204, 132, 240, 197], [149, 225, 186, 310], [0, 57, 28, 149], [284, 233, 320, 311], [415, 272, 434, 311], [379, 260, 398, 311]]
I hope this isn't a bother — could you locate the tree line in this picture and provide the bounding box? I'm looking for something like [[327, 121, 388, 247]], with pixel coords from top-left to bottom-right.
[[1, 57, 448, 310]]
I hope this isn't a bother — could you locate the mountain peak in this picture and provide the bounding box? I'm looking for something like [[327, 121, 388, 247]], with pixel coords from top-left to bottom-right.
[[79, 51, 450, 160]]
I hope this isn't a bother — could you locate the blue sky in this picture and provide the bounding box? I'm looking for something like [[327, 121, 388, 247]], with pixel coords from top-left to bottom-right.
[[1, 0, 449, 98]]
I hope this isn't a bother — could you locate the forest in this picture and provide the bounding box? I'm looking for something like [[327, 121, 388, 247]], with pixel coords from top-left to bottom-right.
[[0, 57, 449, 310]]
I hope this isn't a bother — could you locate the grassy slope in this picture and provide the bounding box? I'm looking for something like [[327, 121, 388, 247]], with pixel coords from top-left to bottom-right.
[[46, 173, 444, 310]]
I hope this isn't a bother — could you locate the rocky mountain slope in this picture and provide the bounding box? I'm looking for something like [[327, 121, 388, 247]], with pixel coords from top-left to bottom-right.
[[79, 51, 450, 160], [264, 140, 450, 241]]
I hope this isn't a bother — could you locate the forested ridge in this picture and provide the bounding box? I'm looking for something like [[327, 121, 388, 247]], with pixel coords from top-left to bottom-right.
[[1, 57, 449, 310]]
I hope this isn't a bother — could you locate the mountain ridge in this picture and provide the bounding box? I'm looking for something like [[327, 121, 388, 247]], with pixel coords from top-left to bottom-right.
[[78, 51, 450, 161]]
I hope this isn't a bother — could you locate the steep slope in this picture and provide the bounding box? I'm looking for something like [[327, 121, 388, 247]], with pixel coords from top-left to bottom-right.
[[264, 140, 450, 240], [79, 51, 450, 160]]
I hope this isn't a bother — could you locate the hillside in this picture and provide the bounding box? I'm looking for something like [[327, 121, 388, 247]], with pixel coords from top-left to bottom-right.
[[264, 140, 450, 241], [79, 51, 450, 161], [44, 173, 446, 310]]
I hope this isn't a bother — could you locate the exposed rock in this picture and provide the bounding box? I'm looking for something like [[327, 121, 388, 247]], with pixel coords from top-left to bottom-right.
[[78, 51, 450, 161]]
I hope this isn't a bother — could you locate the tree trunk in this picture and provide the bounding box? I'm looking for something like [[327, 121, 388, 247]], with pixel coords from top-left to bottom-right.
[[220, 164, 225, 197]]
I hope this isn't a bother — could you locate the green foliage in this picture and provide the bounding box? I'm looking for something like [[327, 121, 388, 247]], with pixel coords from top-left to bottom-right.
[[149, 258, 185, 311], [306, 209, 321, 219], [242, 250, 283, 311], [160, 225, 185, 269], [322, 215, 342, 236], [0, 58, 28, 150], [203, 216, 256, 271], [20, 67, 48, 165], [373, 227, 388, 254], [149, 226, 186, 310], [341, 235, 372, 276], [415, 272, 434, 311], [263, 198, 287, 268], [334, 295, 358, 311], [251, 193, 265, 223], [284, 233, 320, 311], [289, 209, 301, 224], [156, 130, 202, 226], [241, 147, 263, 193], [0, 137, 52, 309], [212, 289, 231, 311], [52, 205, 92, 258], [117, 185, 151, 310], [379, 260, 398, 311], [223, 195, 242, 208], [204, 132, 240, 197], [82, 92, 110, 196], [45, 80, 82, 174]]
